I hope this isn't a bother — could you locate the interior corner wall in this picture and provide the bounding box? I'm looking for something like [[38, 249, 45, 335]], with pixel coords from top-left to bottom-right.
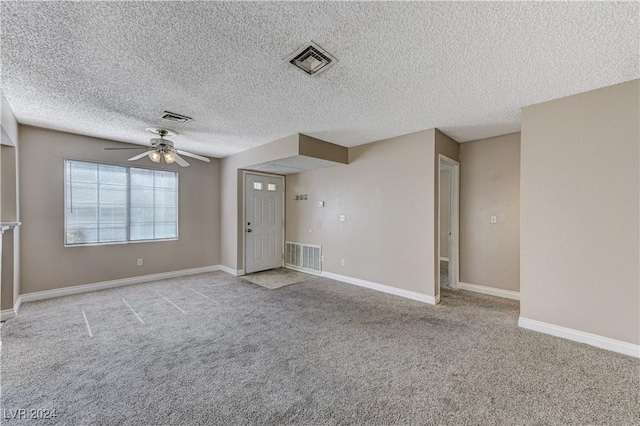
[[286, 129, 437, 296], [520, 79, 640, 345], [434, 130, 459, 295], [18, 125, 221, 294], [459, 133, 520, 292], [1, 90, 20, 311], [1, 145, 19, 312], [439, 168, 450, 258]]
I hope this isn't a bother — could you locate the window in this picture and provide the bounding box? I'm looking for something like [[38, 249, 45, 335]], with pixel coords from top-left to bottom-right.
[[253, 182, 263, 190], [65, 160, 178, 246]]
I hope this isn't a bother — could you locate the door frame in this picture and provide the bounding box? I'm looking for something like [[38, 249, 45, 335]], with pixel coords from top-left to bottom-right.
[[241, 170, 285, 276], [437, 154, 460, 298]]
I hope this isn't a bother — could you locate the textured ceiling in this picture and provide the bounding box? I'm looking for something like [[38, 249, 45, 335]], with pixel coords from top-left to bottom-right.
[[1, 2, 638, 157]]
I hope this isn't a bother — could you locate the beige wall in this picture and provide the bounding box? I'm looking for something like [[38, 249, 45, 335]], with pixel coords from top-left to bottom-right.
[[298, 134, 349, 164], [521, 80, 639, 345], [286, 129, 438, 295], [1, 146, 19, 311], [1, 92, 20, 311], [439, 168, 450, 259], [220, 134, 299, 271], [1, 146, 18, 222], [220, 133, 347, 272], [19, 125, 221, 294], [459, 133, 520, 292]]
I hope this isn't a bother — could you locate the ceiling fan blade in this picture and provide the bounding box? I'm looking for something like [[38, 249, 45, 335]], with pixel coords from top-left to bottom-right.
[[128, 150, 155, 161], [172, 153, 190, 167], [176, 150, 210, 162], [105, 147, 150, 150]]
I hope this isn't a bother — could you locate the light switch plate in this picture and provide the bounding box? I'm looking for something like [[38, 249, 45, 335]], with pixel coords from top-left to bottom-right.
[[491, 215, 497, 224], [318, 201, 325, 207]]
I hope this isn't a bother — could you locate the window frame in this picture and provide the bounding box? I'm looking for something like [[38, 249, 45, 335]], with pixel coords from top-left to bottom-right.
[[63, 158, 179, 247]]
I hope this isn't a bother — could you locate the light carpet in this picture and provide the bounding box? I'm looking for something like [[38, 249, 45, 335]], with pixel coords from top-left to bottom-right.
[[1, 271, 638, 425]]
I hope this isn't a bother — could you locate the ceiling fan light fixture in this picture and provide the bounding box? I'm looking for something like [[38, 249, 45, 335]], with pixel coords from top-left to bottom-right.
[[149, 151, 162, 163], [163, 151, 176, 164]]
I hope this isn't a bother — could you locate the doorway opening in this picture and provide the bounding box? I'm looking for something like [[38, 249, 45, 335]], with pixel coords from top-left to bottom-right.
[[243, 171, 285, 275], [438, 155, 460, 298]]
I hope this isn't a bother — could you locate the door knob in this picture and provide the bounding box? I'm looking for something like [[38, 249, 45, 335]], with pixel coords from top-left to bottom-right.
[[247, 229, 252, 233]]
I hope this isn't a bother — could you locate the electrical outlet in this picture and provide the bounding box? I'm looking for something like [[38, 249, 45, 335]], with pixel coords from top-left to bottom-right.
[[318, 201, 325, 208], [341, 259, 346, 266], [137, 258, 143, 266], [491, 215, 497, 224], [339, 215, 346, 222], [321, 256, 325, 262]]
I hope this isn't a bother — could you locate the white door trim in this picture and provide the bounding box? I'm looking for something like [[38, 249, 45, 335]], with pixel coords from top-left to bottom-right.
[[242, 171, 285, 276], [437, 154, 460, 299]]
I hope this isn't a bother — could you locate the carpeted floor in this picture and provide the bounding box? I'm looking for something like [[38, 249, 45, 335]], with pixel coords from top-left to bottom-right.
[[1, 271, 638, 425]]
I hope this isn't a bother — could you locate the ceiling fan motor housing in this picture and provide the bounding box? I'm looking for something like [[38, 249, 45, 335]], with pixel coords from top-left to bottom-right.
[[150, 138, 174, 151]]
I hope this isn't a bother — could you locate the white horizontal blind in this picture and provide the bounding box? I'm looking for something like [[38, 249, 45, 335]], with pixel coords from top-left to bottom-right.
[[65, 160, 178, 245], [130, 168, 177, 241]]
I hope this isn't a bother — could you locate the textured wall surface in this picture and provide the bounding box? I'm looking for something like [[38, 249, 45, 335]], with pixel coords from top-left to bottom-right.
[[459, 133, 520, 292], [286, 129, 437, 295], [19, 126, 221, 294], [520, 80, 639, 344]]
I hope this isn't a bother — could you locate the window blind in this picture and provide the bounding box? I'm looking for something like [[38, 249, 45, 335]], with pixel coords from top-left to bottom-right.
[[65, 160, 178, 245]]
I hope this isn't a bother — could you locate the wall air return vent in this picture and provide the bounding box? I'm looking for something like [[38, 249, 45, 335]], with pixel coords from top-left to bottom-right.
[[160, 111, 193, 123], [287, 42, 337, 76], [285, 241, 322, 274]]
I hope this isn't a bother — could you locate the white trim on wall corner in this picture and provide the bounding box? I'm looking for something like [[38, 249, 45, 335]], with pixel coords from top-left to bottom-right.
[[320, 271, 437, 305], [458, 282, 520, 301], [19, 265, 221, 305], [518, 317, 640, 358], [218, 265, 244, 276], [1, 296, 23, 321], [1, 307, 16, 321]]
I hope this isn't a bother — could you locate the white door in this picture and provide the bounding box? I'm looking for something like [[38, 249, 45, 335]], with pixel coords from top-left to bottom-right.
[[244, 172, 284, 274]]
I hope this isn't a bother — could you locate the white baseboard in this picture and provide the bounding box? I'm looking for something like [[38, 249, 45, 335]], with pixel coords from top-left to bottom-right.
[[320, 271, 437, 305], [218, 265, 244, 276], [19, 265, 221, 304], [1, 308, 16, 321], [284, 265, 322, 276], [439, 257, 449, 262], [518, 317, 639, 358], [1, 296, 22, 321], [458, 282, 520, 301]]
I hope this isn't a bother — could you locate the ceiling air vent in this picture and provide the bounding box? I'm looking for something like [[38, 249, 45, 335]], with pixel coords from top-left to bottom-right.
[[160, 111, 193, 123], [287, 42, 337, 76]]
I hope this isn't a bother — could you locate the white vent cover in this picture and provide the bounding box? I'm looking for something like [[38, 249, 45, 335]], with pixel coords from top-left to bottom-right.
[[160, 111, 193, 123], [285, 241, 321, 274], [287, 42, 337, 76]]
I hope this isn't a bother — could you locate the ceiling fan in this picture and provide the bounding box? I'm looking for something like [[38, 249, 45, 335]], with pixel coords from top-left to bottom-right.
[[105, 128, 210, 167]]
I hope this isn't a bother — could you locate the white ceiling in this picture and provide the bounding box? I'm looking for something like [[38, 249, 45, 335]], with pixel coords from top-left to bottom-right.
[[1, 2, 638, 158]]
